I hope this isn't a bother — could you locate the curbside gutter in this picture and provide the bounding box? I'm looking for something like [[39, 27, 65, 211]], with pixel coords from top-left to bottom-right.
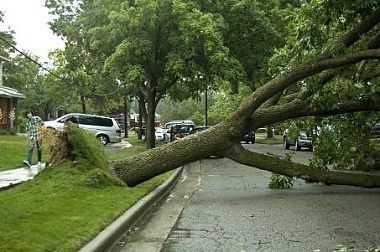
[[78, 166, 184, 252]]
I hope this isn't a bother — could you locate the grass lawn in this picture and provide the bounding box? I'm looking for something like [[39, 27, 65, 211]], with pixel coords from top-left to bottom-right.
[[0, 132, 172, 252], [0, 130, 281, 251], [255, 132, 283, 145], [0, 134, 49, 171]]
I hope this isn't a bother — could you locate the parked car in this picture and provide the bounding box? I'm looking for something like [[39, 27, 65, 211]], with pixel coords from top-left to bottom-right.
[[241, 132, 255, 144], [163, 120, 195, 143], [155, 128, 165, 141], [283, 129, 313, 151], [44, 113, 122, 145], [169, 123, 195, 141], [369, 121, 380, 138]]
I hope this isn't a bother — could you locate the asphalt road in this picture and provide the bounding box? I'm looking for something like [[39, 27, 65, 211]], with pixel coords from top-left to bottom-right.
[[111, 144, 380, 252]]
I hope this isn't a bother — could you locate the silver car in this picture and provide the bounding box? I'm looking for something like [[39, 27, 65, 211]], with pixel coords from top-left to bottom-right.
[[44, 113, 122, 145], [283, 129, 313, 151]]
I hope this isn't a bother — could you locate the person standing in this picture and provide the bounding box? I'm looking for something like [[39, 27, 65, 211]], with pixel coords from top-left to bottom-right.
[[23, 110, 44, 169]]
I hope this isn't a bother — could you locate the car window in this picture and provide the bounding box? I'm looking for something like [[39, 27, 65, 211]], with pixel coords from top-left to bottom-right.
[[98, 117, 113, 127], [80, 116, 110, 127], [57, 115, 70, 123], [75, 115, 88, 125]]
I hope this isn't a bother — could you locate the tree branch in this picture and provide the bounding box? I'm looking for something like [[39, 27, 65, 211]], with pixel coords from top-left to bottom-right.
[[251, 97, 380, 129], [226, 143, 380, 188], [342, 8, 380, 48], [227, 49, 380, 125]]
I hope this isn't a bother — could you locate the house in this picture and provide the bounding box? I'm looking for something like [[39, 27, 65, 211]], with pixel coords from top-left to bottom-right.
[[0, 85, 25, 130], [0, 57, 25, 130]]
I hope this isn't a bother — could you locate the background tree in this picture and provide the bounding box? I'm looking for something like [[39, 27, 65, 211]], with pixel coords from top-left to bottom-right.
[[199, 0, 284, 90], [47, 0, 282, 148], [103, 0, 244, 148], [46, 0, 123, 115]]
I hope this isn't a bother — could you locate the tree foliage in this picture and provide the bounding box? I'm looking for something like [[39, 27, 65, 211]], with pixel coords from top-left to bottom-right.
[[268, 0, 380, 171], [45, 0, 281, 149]]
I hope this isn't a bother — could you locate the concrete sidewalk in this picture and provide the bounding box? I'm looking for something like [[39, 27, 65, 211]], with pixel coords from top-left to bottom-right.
[[0, 164, 45, 190]]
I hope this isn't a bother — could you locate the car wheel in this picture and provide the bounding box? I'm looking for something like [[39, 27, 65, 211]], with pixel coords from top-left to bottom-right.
[[97, 134, 109, 145], [283, 139, 290, 149]]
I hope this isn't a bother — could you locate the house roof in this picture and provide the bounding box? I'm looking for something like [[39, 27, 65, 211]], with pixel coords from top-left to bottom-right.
[[0, 85, 25, 98]]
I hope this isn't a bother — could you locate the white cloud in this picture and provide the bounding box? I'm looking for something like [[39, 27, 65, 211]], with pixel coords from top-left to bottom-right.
[[0, 0, 65, 63]]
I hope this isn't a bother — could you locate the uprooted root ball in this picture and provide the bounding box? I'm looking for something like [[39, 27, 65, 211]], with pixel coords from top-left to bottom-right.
[[39, 124, 125, 187]]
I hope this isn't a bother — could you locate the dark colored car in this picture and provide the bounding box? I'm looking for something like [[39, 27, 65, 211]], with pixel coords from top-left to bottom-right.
[[370, 121, 380, 138], [241, 132, 255, 144]]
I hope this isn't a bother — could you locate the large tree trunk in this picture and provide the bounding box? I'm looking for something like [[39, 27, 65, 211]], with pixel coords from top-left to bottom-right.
[[109, 49, 380, 187]]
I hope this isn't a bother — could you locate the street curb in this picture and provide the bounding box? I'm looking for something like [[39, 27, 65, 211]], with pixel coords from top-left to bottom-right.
[[78, 166, 184, 252]]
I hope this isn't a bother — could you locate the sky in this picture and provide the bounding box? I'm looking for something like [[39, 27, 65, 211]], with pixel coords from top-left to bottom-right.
[[0, 0, 65, 63]]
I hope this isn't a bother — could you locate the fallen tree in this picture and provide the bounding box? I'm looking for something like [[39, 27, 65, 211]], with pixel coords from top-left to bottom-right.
[[107, 4, 380, 188], [109, 47, 380, 187]]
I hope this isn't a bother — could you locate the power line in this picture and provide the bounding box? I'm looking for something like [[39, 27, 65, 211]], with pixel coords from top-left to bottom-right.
[[0, 35, 123, 97], [0, 34, 61, 79]]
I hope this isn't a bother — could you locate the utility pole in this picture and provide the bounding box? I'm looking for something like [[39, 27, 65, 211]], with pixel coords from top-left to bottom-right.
[[0, 55, 10, 86], [124, 95, 128, 138], [204, 87, 208, 126]]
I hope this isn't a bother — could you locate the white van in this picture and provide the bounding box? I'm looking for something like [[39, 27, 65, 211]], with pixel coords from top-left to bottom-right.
[[44, 113, 122, 145]]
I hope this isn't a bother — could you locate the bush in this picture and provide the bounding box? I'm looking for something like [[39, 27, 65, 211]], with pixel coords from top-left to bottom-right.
[[0, 129, 18, 135], [269, 173, 294, 189]]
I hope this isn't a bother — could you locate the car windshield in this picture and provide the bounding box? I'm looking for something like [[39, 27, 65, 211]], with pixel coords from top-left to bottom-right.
[[299, 131, 307, 137], [173, 125, 193, 133]]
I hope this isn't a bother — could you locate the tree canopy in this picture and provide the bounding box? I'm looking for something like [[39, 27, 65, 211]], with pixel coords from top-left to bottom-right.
[[45, 0, 282, 148]]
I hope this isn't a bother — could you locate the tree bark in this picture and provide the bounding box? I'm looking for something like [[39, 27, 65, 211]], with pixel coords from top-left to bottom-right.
[[227, 144, 380, 188]]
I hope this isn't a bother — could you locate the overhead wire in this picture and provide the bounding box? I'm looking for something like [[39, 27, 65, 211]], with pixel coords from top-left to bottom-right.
[[0, 34, 61, 79], [0, 34, 123, 97]]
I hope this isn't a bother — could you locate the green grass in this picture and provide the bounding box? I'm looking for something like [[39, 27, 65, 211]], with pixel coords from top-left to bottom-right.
[[0, 130, 280, 251], [0, 134, 49, 171], [0, 131, 172, 252], [255, 132, 283, 145]]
